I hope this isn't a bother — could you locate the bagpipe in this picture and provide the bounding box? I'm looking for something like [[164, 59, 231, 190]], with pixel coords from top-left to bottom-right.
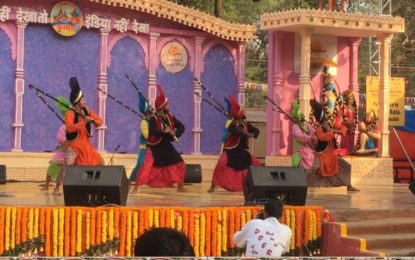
[[28, 84, 95, 137], [193, 77, 231, 120], [264, 95, 312, 135], [125, 74, 180, 145]]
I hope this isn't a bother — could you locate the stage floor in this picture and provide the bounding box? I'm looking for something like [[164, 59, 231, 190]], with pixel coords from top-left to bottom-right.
[[1, 182, 414, 213]]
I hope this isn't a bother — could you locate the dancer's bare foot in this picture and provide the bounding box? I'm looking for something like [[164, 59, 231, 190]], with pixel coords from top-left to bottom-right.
[[131, 186, 139, 194], [53, 186, 61, 196], [40, 185, 49, 191], [207, 185, 215, 193], [177, 184, 187, 193], [347, 185, 360, 192]]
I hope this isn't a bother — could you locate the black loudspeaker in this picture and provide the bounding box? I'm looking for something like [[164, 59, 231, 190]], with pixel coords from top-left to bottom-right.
[[184, 164, 202, 183], [63, 165, 129, 206], [0, 165, 6, 184], [410, 180, 415, 196], [244, 166, 308, 206]]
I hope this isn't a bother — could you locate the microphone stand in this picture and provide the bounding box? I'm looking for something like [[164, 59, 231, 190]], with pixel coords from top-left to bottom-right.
[[108, 145, 121, 166]]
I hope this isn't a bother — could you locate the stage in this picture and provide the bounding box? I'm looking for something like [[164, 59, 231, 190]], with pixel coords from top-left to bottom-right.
[[1, 181, 414, 212]]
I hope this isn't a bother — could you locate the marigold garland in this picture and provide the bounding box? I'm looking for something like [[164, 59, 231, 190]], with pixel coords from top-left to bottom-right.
[[64, 208, 70, 256], [126, 211, 132, 256], [15, 208, 21, 246], [188, 209, 194, 246], [90, 209, 96, 246], [101, 210, 107, 244], [21, 208, 28, 243], [109, 209, 114, 240], [205, 210, 211, 256], [70, 208, 77, 256], [10, 207, 16, 250], [221, 208, 227, 253], [52, 208, 58, 256], [58, 208, 64, 256], [5, 207, 10, 252], [44, 208, 52, 256], [132, 211, 138, 243], [76, 209, 83, 255], [0, 206, 326, 257], [119, 209, 127, 256], [193, 214, 199, 257], [217, 209, 222, 256], [0, 207, 4, 255], [85, 211, 91, 250], [199, 213, 205, 257]]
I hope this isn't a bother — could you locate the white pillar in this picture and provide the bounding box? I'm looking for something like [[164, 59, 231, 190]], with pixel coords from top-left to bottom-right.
[[237, 43, 246, 106], [12, 21, 27, 152], [97, 28, 110, 153], [377, 33, 393, 157], [298, 29, 312, 118], [148, 33, 159, 107], [192, 37, 204, 154]]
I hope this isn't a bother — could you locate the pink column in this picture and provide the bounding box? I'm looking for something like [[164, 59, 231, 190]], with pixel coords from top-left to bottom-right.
[[192, 37, 204, 154], [266, 31, 284, 155], [148, 33, 159, 106], [97, 28, 110, 153], [12, 21, 27, 152], [236, 43, 246, 105], [349, 37, 361, 107]]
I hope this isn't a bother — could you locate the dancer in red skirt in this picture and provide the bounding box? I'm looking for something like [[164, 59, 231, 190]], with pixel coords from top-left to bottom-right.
[[135, 85, 187, 192], [208, 96, 260, 192]]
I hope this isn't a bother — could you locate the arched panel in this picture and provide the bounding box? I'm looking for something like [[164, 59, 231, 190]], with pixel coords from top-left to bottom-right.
[[0, 28, 15, 151], [106, 36, 148, 153], [156, 65, 193, 154], [200, 44, 237, 154], [23, 25, 100, 152]]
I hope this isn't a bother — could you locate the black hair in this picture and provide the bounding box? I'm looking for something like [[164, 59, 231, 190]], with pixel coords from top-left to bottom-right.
[[264, 199, 284, 219], [134, 228, 195, 256]]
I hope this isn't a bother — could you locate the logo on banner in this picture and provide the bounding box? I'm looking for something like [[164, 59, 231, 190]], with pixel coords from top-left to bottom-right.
[[160, 41, 188, 73], [50, 1, 83, 37]]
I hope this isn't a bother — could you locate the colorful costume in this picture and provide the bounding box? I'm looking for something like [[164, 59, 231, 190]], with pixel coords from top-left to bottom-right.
[[56, 77, 103, 189], [291, 100, 315, 170], [307, 99, 356, 189], [136, 85, 186, 188], [43, 96, 70, 190], [130, 93, 153, 183], [210, 96, 261, 192]]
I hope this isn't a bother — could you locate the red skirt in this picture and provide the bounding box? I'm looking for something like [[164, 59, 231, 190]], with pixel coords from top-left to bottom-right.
[[135, 148, 186, 188], [212, 152, 261, 192]]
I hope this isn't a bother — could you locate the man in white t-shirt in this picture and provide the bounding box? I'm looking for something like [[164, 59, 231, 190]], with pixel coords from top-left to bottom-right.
[[233, 199, 292, 257]]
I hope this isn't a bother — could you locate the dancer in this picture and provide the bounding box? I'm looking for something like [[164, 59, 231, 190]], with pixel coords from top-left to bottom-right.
[[131, 94, 153, 193], [136, 85, 186, 192], [53, 77, 104, 195], [208, 96, 261, 193], [41, 97, 70, 191], [291, 99, 316, 170], [307, 99, 359, 191]]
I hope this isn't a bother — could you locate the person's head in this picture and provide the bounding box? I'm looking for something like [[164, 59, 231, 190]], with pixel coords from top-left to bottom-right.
[[55, 96, 70, 118], [228, 95, 245, 120], [134, 228, 195, 256], [139, 93, 154, 119], [264, 199, 284, 219], [155, 84, 169, 113], [69, 77, 85, 109], [365, 109, 376, 124]]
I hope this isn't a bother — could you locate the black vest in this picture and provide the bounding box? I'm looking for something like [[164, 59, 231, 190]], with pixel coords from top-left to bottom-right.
[[66, 107, 92, 141]]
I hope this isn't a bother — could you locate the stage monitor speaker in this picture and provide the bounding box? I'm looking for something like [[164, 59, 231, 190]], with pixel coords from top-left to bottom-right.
[[63, 165, 129, 206], [244, 166, 308, 206], [410, 180, 415, 196], [184, 164, 202, 183], [0, 165, 5, 184]]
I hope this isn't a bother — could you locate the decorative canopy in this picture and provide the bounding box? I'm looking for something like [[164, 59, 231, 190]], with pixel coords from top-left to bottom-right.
[[89, 0, 256, 42], [260, 8, 405, 37]]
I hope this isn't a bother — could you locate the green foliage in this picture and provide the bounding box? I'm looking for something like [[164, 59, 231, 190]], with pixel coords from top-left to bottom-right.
[[245, 88, 266, 108]]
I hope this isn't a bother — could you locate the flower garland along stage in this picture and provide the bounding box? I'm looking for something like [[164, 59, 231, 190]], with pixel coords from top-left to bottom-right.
[[0, 206, 327, 257]]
